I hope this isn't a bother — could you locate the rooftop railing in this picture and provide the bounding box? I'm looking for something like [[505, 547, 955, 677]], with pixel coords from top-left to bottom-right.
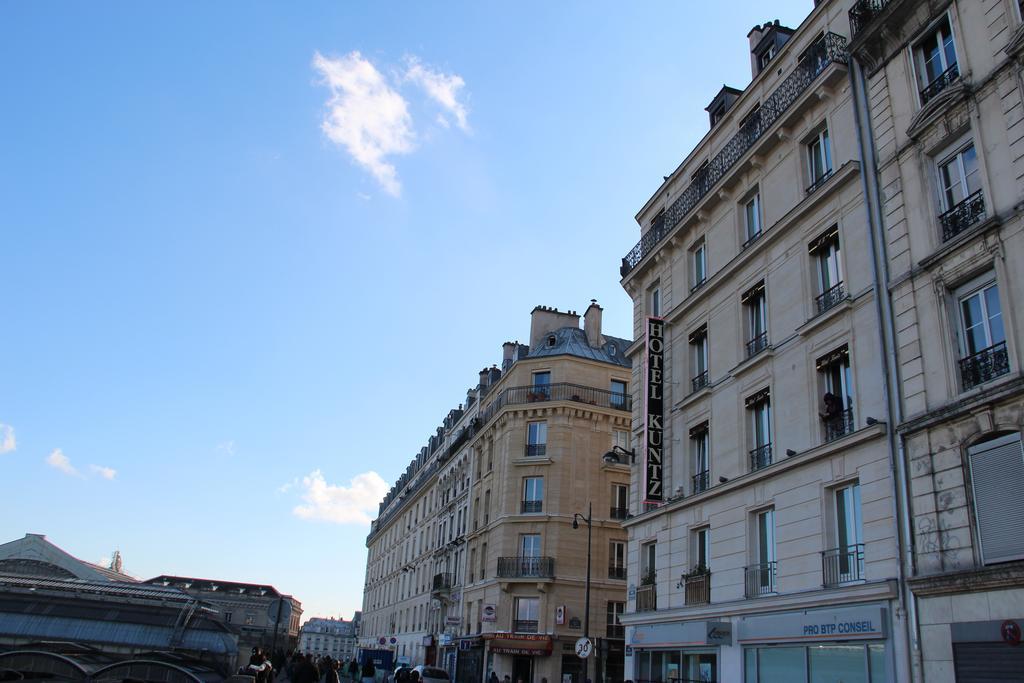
[[621, 32, 849, 277], [848, 0, 893, 37]]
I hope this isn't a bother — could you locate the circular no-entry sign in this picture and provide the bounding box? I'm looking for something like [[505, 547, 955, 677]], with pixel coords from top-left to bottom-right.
[[1001, 620, 1021, 646]]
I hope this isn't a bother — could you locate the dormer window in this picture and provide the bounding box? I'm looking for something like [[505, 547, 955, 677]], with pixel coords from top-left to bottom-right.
[[547, 335, 556, 348], [710, 103, 727, 127], [758, 44, 776, 71]]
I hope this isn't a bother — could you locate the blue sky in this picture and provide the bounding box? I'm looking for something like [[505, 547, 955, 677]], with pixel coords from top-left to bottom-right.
[[1, 1, 814, 621]]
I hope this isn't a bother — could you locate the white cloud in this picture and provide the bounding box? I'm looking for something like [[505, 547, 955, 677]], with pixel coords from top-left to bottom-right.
[[293, 469, 388, 525], [215, 440, 236, 456], [90, 464, 117, 480], [277, 477, 299, 495], [46, 448, 80, 477], [0, 424, 15, 454], [313, 51, 415, 197], [404, 57, 470, 132], [97, 556, 111, 568]]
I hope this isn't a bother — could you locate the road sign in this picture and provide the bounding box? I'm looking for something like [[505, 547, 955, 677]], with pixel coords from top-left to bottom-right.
[[575, 637, 593, 659]]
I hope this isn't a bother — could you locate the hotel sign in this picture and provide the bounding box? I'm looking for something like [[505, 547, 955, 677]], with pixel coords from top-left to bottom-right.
[[645, 316, 665, 502]]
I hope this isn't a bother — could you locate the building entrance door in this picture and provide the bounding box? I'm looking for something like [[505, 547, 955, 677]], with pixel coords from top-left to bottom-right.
[[512, 655, 533, 683], [560, 653, 583, 683]]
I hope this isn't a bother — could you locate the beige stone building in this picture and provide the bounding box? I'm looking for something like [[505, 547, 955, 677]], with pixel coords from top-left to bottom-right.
[[361, 303, 633, 683], [616, 2, 910, 681], [849, 0, 1024, 680]]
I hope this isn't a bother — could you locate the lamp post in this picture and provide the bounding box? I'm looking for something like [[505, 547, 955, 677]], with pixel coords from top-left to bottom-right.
[[602, 445, 635, 465], [572, 502, 593, 682]]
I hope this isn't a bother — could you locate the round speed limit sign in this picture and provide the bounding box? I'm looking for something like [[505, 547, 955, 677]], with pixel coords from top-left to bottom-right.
[[575, 637, 593, 659]]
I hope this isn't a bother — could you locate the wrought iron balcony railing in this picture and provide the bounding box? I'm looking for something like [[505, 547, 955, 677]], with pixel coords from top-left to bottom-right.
[[691, 277, 707, 293], [816, 282, 846, 315], [849, 0, 893, 37], [822, 543, 865, 586], [497, 556, 555, 579], [692, 470, 709, 495], [960, 341, 1010, 391], [608, 565, 627, 580], [824, 408, 855, 443], [525, 444, 547, 457], [636, 584, 657, 612], [940, 190, 985, 242], [750, 443, 773, 471], [921, 62, 960, 105], [744, 561, 778, 597], [610, 506, 629, 520], [806, 168, 834, 194], [621, 33, 849, 277], [513, 620, 538, 633], [520, 500, 543, 514], [684, 572, 711, 605], [480, 382, 632, 432], [742, 230, 763, 250], [746, 331, 769, 358], [431, 573, 453, 592], [691, 370, 709, 393]]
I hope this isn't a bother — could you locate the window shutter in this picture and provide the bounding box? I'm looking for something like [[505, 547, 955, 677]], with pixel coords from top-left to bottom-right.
[[969, 433, 1024, 564]]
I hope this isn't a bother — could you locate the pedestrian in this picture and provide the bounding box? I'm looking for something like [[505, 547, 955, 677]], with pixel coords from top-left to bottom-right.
[[488, 672, 499, 683], [360, 659, 375, 683], [325, 660, 340, 683], [348, 659, 359, 682], [408, 671, 420, 683]]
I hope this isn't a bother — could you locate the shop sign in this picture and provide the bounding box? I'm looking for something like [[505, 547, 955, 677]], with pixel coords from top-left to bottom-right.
[[738, 606, 886, 643], [631, 620, 730, 648], [422, 635, 433, 646], [481, 603, 497, 622], [644, 316, 665, 503], [445, 616, 461, 626], [440, 634, 453, 646]]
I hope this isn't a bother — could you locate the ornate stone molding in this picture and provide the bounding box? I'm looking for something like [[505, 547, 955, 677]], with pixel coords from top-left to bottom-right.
[[906, 79, 971, 144]]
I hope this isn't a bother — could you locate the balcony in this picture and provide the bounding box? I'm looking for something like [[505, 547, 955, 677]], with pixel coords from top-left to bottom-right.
[[742, 230, 763, 251], [480, 382, 632, 430], [822, 544, 865, 587], [848, 0, 893, 37], [497, 556, 555, 579], [692, 470, 709, 495], [683, 572, 711, 606], [920, 62, 960, 105], [691, 277, 707, 293], [621, 33, 849, 277], [431, 573, 453, 593], [635, 584, 657, 612], [520, 500, 543, 514], [940, 190, 986, 242], [960, 341, 1010, 391], [806, 168, 834, 195], [750, 443, 773, 472], [746, 331, 769, 358], [524, 444, 547, 457], [608, 565, 627, 580], [815, 282, 846, 315], [824, 408, 855, 443], [691, 370, 709, 393], [744, 561, 778, 598], [513, 620, 538, 634], [610, 506, 629, 520]]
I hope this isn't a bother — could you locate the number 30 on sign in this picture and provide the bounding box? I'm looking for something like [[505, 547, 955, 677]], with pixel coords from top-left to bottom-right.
[[575, 637, 593, 659]]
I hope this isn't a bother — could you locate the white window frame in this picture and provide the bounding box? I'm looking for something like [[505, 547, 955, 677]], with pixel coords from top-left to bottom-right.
[[746, 290, 767, 341], [612, 483, 628, 510], [527, 421, 547, 446], [650, 285, 662, 317], [692, 240, 707, 289], [956, 275, 1005, 358], [937, 141, 980, 212], [691, 328, 708, 379], [816, 232, 843, 294], [522, 477, 543, 504], [610, 540, 626, 570], [693, 527, 710, 570], [969, 433, 1024, 564], [755, 509, 776, 591], [744, 192, 762, 243], [807, 126, 833, 188], [750, 398, 772, 450], [520, 534, 541, 558], [692, 429, 709, 478], [613, 429, 631, 452], [914, 13, 958, 92]]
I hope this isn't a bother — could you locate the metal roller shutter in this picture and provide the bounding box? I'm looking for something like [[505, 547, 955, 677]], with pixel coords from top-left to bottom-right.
[[953, 642, 1024, 681], [968, 434, 1024, 564]]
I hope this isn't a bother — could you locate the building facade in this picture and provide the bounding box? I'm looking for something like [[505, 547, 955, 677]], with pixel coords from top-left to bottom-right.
[[361, 302, 633, 683], [848, 0, 1024, 680], [299, 616, 358, 660], [617, 3, 910, 682]]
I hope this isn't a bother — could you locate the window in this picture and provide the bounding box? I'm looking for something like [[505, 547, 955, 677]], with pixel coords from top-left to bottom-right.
[[613, 429, 631, 453], [609, 540, 626, 579], [957, 278, 1009, 389], [743, 281, 768, 357], [806, 127, 832, 192], [825, 482, 864, 585], [938, 142, 985, 241], [611, 483, 628, 519], [817, 346, 854, 442], [521, 533, 541, 558], [916, 15, 959, 103], [689, 325, 709, 392], [606, 601, 625, 639], [480, 542, 487, 578], [810, 226, 844, 314], [483, 490, 490, 525], [526, 421, 547, 456], [641, 542, 657, 583], [746, 509, 776, 597], [690, 422, 710, 494], [531, 371, 551, 399], [969, 433, 1024, 564], [610, 379, 628, 409], [513, 597, 539, 633], [743, 192, 762, 248], [746, 389, 772, 470], [650, 285, 662, 317], [225, 612, 233, 623], [694, 527, 710, 570], [521, 477, 543, 514], [691, 240, 707, 291], [758, 43, 776, 71]]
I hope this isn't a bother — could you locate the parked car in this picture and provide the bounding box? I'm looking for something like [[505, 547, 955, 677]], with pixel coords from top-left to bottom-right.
[[412, 665, 450, 683], [392, 665, 412, 682]]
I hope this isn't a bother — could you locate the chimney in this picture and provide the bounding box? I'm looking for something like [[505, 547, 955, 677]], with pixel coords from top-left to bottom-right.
[[529, 305, 581, 350], [488, 365, 502, 385], [479, 367, 489, 387], [502, 342, 516, 371], [584, 299, 604, 348]]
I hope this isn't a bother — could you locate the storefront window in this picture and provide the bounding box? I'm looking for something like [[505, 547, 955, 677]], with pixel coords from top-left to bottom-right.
[[809, 645, 866, 683], [665, 651, 681, 681], [868, 644, 888, 682], [650, 651, 665, 682], [758, 647, 804, 681], [745, 643, 888, 682]]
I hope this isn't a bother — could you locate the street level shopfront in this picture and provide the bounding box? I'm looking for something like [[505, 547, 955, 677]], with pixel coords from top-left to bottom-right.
[[629, 604, 895, 682]]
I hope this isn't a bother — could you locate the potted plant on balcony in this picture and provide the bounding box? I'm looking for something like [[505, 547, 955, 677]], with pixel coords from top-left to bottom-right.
[[640, 568, 656, 586], [681, 563, 709, 580]]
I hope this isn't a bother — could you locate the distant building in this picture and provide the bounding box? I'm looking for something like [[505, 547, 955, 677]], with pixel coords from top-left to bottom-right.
[[145, 575, 302, 657], [298, 616, 357, 660]]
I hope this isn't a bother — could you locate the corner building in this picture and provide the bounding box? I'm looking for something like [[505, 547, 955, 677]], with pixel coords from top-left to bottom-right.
[[849, 0, 1024, 680], [618, 2, 908, 681]]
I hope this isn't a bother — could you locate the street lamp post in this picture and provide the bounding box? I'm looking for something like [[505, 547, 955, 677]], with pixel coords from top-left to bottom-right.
[[573, 502, 593, 682]]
